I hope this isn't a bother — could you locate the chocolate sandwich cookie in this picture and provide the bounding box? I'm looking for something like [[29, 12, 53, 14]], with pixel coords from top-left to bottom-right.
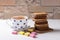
[[35, 24, 49, 31], [35, 21, 48, 24], [33, 12, 47, 19], [33, 19, 47, 23], [34, 16, 47, 19], [33, 12, 47, 16]]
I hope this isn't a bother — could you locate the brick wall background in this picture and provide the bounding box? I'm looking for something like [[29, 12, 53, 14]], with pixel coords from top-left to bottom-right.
[[0, 0, 60, 19]]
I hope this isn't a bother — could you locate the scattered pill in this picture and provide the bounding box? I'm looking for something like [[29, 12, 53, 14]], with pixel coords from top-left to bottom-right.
[[12, 31, 17, 34], [24, 32, 30, 36], [28, 28, 34, 32], [31, 32, 37, 35], [30, 34, 36, 38], [18, 31, 25, 35]]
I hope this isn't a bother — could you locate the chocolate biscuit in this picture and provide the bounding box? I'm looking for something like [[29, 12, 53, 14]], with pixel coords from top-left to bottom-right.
[[33, 19, 47, 22], [34, 15, 47, 19], [33, 12, 47, 19], [35, 24, 49, 31], [35, 21, 48, 24]]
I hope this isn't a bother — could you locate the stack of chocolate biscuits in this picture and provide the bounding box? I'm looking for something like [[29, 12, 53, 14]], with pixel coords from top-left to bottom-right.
[[33, 12, 52, 32]]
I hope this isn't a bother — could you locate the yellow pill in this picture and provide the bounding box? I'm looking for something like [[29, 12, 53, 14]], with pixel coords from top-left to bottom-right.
[[24, 32, 30, 36], [18, 31, 25, 35], [28, 29, 34, 32]]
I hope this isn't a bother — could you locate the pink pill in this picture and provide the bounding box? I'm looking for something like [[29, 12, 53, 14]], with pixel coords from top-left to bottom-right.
[[31, 32, 37, 35], [12, 31, 17, 34], [30, 34, 36, 38]]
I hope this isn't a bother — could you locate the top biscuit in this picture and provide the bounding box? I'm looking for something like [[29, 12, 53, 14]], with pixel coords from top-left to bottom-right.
[[33, 12, 47, 15]]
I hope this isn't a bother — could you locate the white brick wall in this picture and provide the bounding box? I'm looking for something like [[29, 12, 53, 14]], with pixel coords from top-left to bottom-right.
[[0, 0, 29, 19], [41, 0, 60, 6], [28, 0, 60, 19], [0, 0, 16, 5], [47, 12, 54, 19], [0, 0, 60, 19]]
